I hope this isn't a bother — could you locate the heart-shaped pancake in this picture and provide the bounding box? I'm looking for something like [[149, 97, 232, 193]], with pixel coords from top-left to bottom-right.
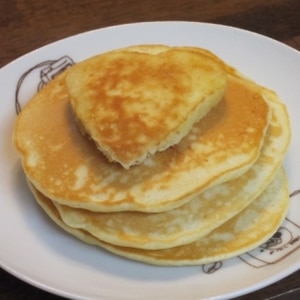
[[65, 46, 227, 168]]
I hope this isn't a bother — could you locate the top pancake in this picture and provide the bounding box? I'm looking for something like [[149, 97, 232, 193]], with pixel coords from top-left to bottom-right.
[[65, 46, 227, 168]]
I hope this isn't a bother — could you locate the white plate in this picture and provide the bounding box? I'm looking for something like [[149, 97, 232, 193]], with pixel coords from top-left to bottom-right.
[[1, 21, 300, 300]]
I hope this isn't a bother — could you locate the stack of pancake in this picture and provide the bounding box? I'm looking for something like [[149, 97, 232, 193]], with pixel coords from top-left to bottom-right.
[[13, 45, 291, 266]]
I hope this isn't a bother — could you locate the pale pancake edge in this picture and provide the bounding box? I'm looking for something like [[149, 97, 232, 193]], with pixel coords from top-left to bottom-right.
[[28, 167, 289, 266]]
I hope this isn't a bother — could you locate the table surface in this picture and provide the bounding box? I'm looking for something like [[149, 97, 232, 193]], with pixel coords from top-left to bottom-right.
[[1, 0, 300, 299]]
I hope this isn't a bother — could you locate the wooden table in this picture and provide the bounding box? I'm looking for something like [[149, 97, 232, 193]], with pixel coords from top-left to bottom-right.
[[1, 1, 299, 299]]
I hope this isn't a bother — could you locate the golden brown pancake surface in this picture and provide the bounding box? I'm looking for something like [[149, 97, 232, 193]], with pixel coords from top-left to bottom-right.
[[65, 47, 227, 168]]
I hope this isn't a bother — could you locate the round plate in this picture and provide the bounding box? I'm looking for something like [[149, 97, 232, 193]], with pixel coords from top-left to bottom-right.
[[1, 21, 300, 300]]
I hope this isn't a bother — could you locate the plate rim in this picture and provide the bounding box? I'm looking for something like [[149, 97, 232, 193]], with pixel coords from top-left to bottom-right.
[[1, 20, 300, 300]]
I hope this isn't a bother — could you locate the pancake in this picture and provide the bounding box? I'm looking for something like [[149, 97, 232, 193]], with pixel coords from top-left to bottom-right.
[[28, 167, 289, 266], [34, 83, 290, 250], [13, 69, 271, 213], [65, 46, 227, 168]]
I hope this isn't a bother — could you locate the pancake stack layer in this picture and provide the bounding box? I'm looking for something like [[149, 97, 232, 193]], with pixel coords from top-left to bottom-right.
[[13, 45, 291, 266]]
